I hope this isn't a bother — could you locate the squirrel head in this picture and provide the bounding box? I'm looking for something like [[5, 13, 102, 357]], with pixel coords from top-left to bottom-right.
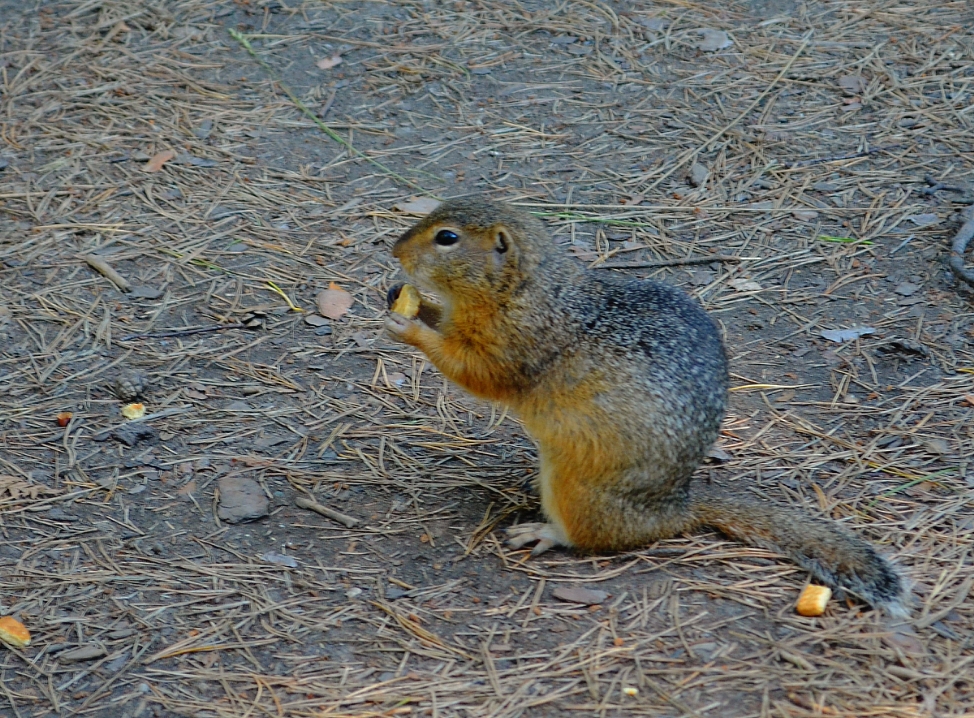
[[392, 198, 561, 303]]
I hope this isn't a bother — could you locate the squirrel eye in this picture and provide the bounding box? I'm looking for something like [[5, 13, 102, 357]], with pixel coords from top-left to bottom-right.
[[434, 229, 459, 247]]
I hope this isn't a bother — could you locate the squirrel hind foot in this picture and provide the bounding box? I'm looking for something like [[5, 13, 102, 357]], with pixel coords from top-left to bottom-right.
[[506, 522, 570, 556]]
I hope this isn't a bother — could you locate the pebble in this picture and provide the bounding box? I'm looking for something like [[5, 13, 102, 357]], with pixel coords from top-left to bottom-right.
[[552, 586, 609, 605], [217, 476, 268, 523]]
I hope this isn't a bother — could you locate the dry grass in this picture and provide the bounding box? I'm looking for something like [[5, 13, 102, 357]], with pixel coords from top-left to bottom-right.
[[0, 0, 972, 716]]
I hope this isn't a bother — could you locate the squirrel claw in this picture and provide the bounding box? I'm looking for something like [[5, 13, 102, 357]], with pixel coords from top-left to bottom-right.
[[506, 522, 568, 556], [384, 312, 413, 338]]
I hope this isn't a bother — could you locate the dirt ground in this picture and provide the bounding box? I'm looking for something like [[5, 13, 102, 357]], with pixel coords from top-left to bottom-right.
[[1, 0, 973, 716]]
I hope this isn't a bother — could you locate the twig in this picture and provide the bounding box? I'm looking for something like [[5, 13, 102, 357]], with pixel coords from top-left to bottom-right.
[[922, 174, 967, 196], [82, 254, 131, 292], [889, 234, 915, 256], [949, 207, 974, 288], [596, 255, 741, 269], [295, 496, 360, 528], [119, 323, 247, 341], [319, 89, 337, 119]]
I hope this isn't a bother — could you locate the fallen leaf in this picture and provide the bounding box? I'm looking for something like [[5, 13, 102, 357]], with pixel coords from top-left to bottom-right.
[[820, 326, 875, 343], [552, 586, 609, 605], [316, 54, 343, 70], [316, 283, 353, 320], [693, 28, 732, 52], [144, 149, 176, 172], [217, 475, 269, 523], [395, 197, 441, 215]]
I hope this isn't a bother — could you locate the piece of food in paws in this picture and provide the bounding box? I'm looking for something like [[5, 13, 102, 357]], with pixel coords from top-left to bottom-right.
[[390, 284, 421, 319], [796, 584, 831, 616], [0, 616, 30, 648]]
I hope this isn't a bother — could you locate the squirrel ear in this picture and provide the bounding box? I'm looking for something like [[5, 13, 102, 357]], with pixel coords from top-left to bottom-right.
[[494, 229, 510, 255], [492, 228, 515, 271]]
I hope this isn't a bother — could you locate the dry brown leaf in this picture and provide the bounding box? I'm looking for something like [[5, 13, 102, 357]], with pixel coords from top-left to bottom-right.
[[316, 55, 342, 70], [316, 282, 353, 320], [144, 149, 176, 172]]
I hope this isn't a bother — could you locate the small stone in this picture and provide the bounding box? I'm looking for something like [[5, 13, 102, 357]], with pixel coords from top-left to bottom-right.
[[792, 210, 819, 221], [552, 586, 609, 605], [894, 282, 920, 296], [689, 162, 709, 187], [261, 552, 298, 568], [112, 423, 157, 447], [924, 439, 949, 455], [128, 286, 163, 300], [217, 476, 268, 523], [706, 446, 732, 462], [837, 74, 867, 96], [907, 213, 939, 227], [693, 28, 732, 52], [58, 645, 107, 663], [304, 313, 330, 327], [47, 507, 78, 522]]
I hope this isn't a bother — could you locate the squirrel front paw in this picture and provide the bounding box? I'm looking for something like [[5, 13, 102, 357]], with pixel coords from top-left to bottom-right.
[[506, 522, 570, 556], [384, 312, 421, 344]]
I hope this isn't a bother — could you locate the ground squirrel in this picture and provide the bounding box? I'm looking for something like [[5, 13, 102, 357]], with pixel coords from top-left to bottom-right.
[[385, 198, 905, 616]]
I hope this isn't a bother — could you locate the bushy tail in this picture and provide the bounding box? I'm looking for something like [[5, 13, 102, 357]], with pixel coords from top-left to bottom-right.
[[690, 488, 907, 617]]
